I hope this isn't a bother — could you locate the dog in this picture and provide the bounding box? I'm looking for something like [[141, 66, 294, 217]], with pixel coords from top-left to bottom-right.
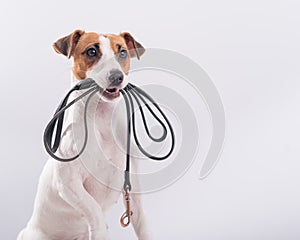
[[17, 30, 151, 240]]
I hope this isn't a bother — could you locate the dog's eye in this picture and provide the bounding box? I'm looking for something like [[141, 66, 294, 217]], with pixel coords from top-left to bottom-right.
[[119, 49, 128, 59], [86, 48, 97, 57]]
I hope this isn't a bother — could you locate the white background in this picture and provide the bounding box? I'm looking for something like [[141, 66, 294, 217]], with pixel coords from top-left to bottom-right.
[[0, 0, 300, 239]]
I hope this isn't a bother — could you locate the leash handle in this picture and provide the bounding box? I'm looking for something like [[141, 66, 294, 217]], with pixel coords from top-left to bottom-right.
[[120, 189, 133, 228]]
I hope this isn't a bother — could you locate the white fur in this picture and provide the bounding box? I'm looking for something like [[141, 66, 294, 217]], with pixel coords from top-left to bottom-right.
[[17, 37, 150, 240], [87, 36, 128, 91]]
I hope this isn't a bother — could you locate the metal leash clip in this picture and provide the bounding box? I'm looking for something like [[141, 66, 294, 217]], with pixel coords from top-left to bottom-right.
[[120, 188, 133, 227]]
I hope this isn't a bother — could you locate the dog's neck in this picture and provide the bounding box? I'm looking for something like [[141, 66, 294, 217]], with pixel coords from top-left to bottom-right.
[[68, 76, 123, 142], [71, 76, 118, 112]]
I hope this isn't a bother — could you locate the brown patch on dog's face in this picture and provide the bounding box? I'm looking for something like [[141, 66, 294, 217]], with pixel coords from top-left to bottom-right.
[[53, 31, 102, 80], [72, 33, 102, 80], [105, 34, 131, 75], [53, 30, 145, 81], [104, 33, 145, 75], [120, 32, 145, 60]]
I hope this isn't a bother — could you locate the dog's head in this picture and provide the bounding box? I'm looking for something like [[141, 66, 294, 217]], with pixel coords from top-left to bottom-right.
[[53, 30, 145, 101]]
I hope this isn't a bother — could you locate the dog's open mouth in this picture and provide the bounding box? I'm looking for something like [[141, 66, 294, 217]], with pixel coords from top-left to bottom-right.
[[102, 87, 120, 99]]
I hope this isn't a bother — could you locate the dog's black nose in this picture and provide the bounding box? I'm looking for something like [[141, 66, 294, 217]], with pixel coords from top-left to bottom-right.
[[108, 69, 124, 86]]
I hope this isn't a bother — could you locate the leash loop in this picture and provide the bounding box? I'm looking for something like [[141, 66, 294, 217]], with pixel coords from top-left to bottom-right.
[[126, 84, 175, 160], [119, 84, 175, 227], [43, 79, 101, 161]]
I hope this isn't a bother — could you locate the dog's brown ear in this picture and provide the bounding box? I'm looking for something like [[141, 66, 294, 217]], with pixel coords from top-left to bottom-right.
[[53, 30, 85, 58], [120, 32, 145, 60]]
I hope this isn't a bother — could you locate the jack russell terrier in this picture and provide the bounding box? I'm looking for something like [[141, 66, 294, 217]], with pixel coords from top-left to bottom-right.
[[17, 30, 151, 240]]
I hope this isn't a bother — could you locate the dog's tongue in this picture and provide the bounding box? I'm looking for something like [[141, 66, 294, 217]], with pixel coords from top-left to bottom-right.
[[106, 88, 118, 93], [103, 87, 120, 99]]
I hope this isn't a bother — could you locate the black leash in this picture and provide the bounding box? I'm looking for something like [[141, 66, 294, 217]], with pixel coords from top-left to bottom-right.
[[119, 84, 175, 192], [43, 78, 101, 161], [43, 78, 175, 227]]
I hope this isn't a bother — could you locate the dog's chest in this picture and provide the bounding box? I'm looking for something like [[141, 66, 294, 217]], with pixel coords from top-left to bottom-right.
[[60, 100, 126, 209], [85, 104, 126, 209], [83, 162, 122, 211]]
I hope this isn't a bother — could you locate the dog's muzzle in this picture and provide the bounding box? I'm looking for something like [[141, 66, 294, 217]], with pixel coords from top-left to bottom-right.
[[108, 69, 124, 86]]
